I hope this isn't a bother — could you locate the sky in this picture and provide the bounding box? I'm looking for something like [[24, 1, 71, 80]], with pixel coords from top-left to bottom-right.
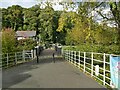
[[0, 0, 114, 26], [1, 0, 43, 8], [0, 0, 64, 10], [0, 0, 119, 9]]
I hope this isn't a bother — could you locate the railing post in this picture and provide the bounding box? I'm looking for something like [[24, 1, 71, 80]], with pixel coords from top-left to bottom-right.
[[64, 50, 66, 60], [84, 52, 86, 72], [23, 50, 25, 62], [7, 53, 9, 67], [71, 51, 73, 63], [67, 50, 68, 61], [79, 51, 80, 68], [91, 52, 93, 77], [31, 50, 34, 60], [63, 50, 65, 60], [74, 51, 76, 65], [69, 50, 70, 62], [65, 50, 67, 60], [15, 53, 17, 64], [73, 51, 75, 64], [66, 50, 68, 61], [103, 53, 106, 85]]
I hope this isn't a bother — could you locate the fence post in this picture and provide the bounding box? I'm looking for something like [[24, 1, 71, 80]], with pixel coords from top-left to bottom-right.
[[79, 51, 80, 68], [69, 50, 70, 62], [74, 51, 76, 65], [91, 52, 93, 77], [73, 51, 74, 64], [31, 50, 33, 60], [64, 50, 66, 60], [65, 50, 67, 60], [65, 50, 68, 60], [63, 50, 65, 60], [7, 53, 9, 67], [71, 51, 72, 63], [71, 51, 73, 63], [103, 53, 106, 85], [84, 52, 86, 72], [23, 50, 25, 62], [15, 53, 17, 64], [67, 50, 69, 61]]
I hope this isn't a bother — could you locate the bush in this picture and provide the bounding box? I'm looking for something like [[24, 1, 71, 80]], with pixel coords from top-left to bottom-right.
[[2, 28, 17, 53], [17, 38, 37, 50], [63, 44, 120, 55]]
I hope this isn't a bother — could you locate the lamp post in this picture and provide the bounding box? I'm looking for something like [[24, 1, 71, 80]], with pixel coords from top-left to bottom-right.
[[35, 46, 39, 63]]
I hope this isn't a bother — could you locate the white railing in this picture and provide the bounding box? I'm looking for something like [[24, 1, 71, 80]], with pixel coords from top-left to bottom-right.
[[62, 50, 120, 88], [0, 50, 36, 68]]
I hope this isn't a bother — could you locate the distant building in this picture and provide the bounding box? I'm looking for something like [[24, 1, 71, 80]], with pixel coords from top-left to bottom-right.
[[16, 31, 36, 40]]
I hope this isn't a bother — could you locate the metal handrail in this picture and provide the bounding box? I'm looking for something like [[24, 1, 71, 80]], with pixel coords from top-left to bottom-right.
[[63, 50, 119, 88], [1, 50, 35, 68]]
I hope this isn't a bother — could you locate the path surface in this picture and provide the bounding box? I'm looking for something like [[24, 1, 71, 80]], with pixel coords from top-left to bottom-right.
[[3, 49, 105, 88]]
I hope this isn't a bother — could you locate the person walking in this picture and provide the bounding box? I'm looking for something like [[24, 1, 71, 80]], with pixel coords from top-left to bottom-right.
[[55, 45, 57, 51], [53, 53, 55, 63]]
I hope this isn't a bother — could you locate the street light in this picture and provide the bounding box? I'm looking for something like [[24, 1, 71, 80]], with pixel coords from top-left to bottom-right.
[[35, 46, 39, 63]]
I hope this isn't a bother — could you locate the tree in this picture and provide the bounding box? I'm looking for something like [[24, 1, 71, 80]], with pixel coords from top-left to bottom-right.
[[23, 5, 40, 32], [2, 28, 16, 53], [52, 11, 63, 43], [38, 4, 55, 44], [17, 38, 37, 50], [7, 5, 23, 31], [2, 8, 11, 28], [93, 2, 120, 49]]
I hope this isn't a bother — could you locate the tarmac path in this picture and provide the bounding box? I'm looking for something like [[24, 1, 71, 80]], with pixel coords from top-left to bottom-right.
[[2, 49, 106, 89]]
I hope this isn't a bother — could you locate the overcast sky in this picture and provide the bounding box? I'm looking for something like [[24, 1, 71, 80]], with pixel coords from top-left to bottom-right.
[[0, 0, 119, 9], [0, 0, 38, 8], [0, 0, 65, 10]]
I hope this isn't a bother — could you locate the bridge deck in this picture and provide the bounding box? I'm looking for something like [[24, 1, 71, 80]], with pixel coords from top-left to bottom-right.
[[3, 49, 105, 88]]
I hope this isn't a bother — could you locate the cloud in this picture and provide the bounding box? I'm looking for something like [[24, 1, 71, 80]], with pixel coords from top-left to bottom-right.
[[0, 0, 39, 8]]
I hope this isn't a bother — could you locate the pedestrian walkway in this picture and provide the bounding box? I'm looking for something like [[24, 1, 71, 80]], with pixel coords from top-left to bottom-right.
[[3, 49, 105, 88]]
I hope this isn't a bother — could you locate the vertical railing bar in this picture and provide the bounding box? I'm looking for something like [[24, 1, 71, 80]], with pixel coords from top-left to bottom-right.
[[67, 50, 68, 61], [75, 51, 76, 65], [71, 51, 73, 63], [79, 51, 80, 68], [69, 50, 70, 62], [31, 50, 33, 60], [103, 53, 106, 85], [15, 53, 17, 65], [68, 50, 69, 61], [65, 50, 67, 60], [91, 52, 93, 77], [84, 52, 86, 72], [23, 50, 25, 62]]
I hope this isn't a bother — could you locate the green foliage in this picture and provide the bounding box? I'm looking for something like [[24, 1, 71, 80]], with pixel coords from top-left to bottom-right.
[[2, 2, 120, 54], [63, 44, 120, 55], [2, 4, 62, 45], [17, 39, 37, 50], [2, 28, 16, 53], [38, 6, 54, 43], [2, 5, 23, 31]]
